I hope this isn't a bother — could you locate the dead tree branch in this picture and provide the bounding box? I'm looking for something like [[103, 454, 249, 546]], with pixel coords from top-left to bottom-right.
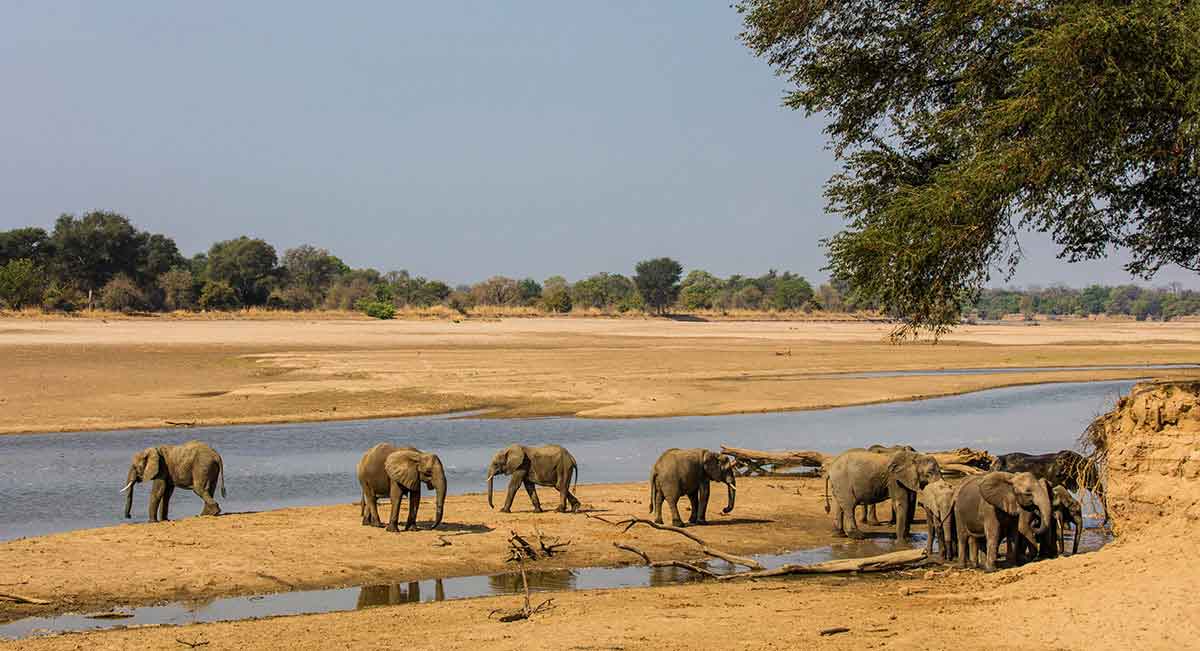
[[613, 542, 721, 578], [615, 518, 763, 570], [714, 548, 927, 581], [0, 592, 51, 605]]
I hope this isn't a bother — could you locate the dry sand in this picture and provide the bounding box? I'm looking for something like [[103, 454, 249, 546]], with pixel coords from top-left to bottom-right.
[[3, 317, 1199, 434]]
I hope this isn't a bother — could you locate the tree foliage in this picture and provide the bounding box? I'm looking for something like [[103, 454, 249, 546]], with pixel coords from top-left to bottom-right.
[[633, 258, 683, 315], [739, 0, 1200, 337], [206, 237, 279, 306], [0, 258, 44, 309]]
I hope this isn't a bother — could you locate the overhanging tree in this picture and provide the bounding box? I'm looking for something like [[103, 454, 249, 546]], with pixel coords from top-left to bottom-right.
[[739, 0, 1200, 337]]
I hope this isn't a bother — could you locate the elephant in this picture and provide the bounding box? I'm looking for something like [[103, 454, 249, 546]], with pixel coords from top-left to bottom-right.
[[120, 440, 226, 521], [1037, 484, 1084, 557], [824, 450, 943, 540], [993, 450, 1106, 522], [953, 471, 1052, 571], [649, 448, 737, 528], [485, 444, 580, 513], [860, 444, 918, 525], [356, 443, 446, 531], [918, 479, 957, 560]]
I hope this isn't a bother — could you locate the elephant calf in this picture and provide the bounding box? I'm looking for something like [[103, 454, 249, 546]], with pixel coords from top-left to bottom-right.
[[918, 480, 957, 560], [121, 440, 226, 521], [486, 444, 580, 513], [357, 443, 447, 531], [650, 448, 737, 528]]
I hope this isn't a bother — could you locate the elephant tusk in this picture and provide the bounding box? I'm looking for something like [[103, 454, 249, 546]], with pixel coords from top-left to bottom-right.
[[727, 484, 737, 492], [119, 481, 134, 493]]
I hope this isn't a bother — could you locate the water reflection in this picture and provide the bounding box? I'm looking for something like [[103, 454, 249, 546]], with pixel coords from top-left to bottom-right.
[[356, 580, 444, 608], [486, 570, 576, 594]]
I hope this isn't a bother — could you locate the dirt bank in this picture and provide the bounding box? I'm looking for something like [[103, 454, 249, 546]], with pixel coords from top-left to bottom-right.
[[3, 318, 1200, 434], [5, 381, 1199, 650]]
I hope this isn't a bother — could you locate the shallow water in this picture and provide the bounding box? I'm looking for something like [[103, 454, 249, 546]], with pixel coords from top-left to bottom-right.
[[0, 522, 1111, 640], [0, 379, 1135, 540]]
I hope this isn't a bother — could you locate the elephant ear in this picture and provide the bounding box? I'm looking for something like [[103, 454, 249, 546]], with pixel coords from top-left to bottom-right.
[[385, 450, 420, 490], [142, 448, 162, 480], [980, 472, 1021, 516], [701, 450, 722, 477], [888, 451, 920, 492], [504, 446, 527, 475]]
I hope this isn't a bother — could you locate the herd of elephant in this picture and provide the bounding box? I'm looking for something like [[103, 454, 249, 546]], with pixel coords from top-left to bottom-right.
[[825, 444, 1096, 571], [118, 439, 1095, 572]]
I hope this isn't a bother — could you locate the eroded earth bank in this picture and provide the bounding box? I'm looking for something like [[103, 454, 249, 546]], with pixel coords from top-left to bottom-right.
[[2, 381, 1199, 649]]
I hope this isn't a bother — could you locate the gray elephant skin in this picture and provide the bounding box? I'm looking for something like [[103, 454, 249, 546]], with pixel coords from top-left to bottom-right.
[[918, 479, 957, 560], [486, 444, 580, 513], [121, 440, 226, 521], [824, 450, 943, 540], [954, 471, 1052, 571], [649, 448, 737, 527], [357, 443, 447, 531]]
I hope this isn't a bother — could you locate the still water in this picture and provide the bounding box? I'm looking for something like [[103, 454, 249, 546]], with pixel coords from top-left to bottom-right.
[[0, 379, 1132, 540]]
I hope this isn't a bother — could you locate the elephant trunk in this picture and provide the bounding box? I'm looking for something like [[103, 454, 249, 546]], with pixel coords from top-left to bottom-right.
[[1031, 487, 1053, 536], [1072, 514, 1084, 555], [431, 465, 446, 530], [122, 466, 137, 518], [486, 472, 495, 510], [722, 481, 736, 514]]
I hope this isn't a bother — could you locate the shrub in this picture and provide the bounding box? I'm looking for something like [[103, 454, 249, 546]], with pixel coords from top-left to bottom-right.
[[540, 285, 573, 313], [356, 300, 396, 320], [198, 281, 239, 311], [446, 290, 475, 315], [158, 268, 196, 311], [0, 258, 44, 309], [42, 282, 83, 312], [99, 274, 146, 312]]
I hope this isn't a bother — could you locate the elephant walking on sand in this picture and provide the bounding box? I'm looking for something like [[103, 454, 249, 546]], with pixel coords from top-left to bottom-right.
[[121, 440, 226, 521], [954, 471, 1052, 571], [825, 450, 943, 540], [650, 448, 737, 528], [357, 444, 447, 531], [485, 444, 580, 513]]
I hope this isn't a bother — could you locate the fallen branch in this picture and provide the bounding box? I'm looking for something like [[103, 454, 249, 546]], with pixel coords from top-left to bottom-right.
[[613, 542, 721, 579], [819, 627, 850, 636], [165, 421, 196, 428], [615, 517, 763, 570], [0, 592, 51, 605], [432, 535, 453, 547], [175, 639, 210, 649], [721, 445, 827, 475], [715, 548, 927, 581], [940, 463, 985, 477]]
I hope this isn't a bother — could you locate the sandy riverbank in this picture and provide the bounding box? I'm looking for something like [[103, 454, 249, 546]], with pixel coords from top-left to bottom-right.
[[3, 318, 1199, 434]]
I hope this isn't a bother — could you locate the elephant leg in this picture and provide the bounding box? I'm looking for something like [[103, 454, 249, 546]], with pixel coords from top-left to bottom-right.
[[984, 520, 1001, 572], [404, 486, 420, 530], [697, 482, 711, 524], [159, 483, 174, 521], [831, 499, 847, 537], [565, 486, 581, 513], [555, 474, 569, 513], [845, 501, 865, 539], [922, 507, 936, 558], [361, 483, 381, 527], [652, 482, 666, 525], [500, 473, 523, 513], [863, 503, 881, 526], [523, 480, 543, 513], [666, 494, 686, 528], [148, 480, 165, 522], [385, 483, 404, 532], [194, 482, 221, 517], [893, 492, 912, 540], [686, 491, 700, 524]]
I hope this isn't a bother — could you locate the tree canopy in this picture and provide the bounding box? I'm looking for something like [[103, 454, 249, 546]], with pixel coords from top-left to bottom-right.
[[739, 0, 1200, 336], [633, 258, 684, 315]]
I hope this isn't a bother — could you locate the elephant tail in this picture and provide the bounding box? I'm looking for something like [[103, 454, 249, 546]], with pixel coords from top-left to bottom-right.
[[571, 464, 579, 493], [218, 458, 227, 498], [823, 473, 830, 514], [649, 472, 656, 514]]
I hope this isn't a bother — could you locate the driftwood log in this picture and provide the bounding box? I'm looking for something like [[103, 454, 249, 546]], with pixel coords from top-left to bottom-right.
[[0, 592, 51, 605], [721, 445, 995, 477]]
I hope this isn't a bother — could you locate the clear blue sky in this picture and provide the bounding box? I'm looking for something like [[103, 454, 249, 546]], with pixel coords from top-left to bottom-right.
[[1, 2, 1193, 287]]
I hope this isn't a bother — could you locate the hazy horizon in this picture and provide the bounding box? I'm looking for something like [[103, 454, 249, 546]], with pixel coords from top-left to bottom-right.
[[3, 2, 1196, 288]]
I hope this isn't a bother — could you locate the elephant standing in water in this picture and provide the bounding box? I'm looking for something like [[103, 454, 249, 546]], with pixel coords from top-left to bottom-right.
[[121, 440, 226, 521], [649, 448, 737, 528], [994, 450, 1106, 522], [485, 444, 580, 513], [825, 450, 943, 540], [357, 444, 446, 531], [954, 471, 1052, 572]]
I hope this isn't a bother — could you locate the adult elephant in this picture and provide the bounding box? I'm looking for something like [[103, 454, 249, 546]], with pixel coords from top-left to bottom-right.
[[954, 471, 1052, 571], [861, 444, 918, 525], [356, 444, 446, 531], [485, 444, 580, 513], [993, 450, 1105, 521], [824, 450, 943, 540], [649, 448, 737, 528], [120, 440, 226, 521]]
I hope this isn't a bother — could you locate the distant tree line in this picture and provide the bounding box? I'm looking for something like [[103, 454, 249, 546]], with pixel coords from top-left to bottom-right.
[[1, 212, 1195, 321]]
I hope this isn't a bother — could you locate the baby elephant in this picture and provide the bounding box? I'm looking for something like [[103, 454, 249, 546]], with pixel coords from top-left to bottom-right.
[[650, 448, 737, 527], [1048, 485, 1084, 556], [121, 440, 226, 521], [486, 444, 580, 513], [918, 480, 957, 560]]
